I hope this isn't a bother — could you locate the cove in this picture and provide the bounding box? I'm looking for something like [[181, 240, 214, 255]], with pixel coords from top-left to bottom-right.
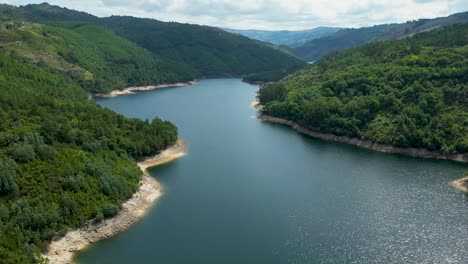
[[77, 78, 467, 264]]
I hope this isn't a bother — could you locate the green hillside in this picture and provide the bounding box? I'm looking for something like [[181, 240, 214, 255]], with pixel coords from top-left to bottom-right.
[[259, 24, 468, 154], [1, 3, 305, 84], [0, 20, 195, 93], [100, 16, 305, 77]]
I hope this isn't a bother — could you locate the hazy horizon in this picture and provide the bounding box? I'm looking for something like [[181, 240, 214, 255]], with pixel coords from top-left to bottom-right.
[[1, 0, 467, 31]]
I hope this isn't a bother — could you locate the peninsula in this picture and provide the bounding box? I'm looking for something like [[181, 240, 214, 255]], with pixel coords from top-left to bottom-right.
[[44, 139, 187, 264]]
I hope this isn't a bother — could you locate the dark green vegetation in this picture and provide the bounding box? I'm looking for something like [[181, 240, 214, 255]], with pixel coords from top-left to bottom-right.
[[223, 27, 341, 47], [99, 16, 305, 78], [0, 3, 305, 88], [259, 24, 468, 154], [0, 20, 191, 93], [294, 12, 468, 61], [0, 44, 178, 262]]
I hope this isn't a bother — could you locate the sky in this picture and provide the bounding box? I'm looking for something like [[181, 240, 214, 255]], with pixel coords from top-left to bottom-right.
[[2, 0, 467, 30]]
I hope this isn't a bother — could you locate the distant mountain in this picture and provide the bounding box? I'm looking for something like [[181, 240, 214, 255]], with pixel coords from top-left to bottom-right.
[[223, 27, 341, 47], [293, 24, 398, 61], [294, 12, 468, 61]]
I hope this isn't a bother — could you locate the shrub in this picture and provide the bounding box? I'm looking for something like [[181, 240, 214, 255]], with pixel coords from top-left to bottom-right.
[[101, 204, 119, 218], [9, 143, 35, 163], [0, 159, 19, 196]]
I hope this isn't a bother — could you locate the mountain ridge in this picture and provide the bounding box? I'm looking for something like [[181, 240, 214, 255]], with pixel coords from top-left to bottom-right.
[[293, 11, 468, 61], [223, 26, 342, 47]]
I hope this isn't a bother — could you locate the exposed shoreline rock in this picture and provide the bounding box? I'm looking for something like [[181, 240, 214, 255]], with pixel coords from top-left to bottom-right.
[[257, 114, 467, 163], [92, 76, 263, 98], [43, 139, 187, 264], [93, 81, 198, 97]]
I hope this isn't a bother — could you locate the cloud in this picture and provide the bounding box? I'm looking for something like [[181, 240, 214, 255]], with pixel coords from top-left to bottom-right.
[[1, 0, 467, 30]]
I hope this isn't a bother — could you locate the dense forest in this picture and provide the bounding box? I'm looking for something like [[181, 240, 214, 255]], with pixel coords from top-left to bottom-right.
[[0, 3, 305, 86], [100, 16, 306, 77], [0, 20, 194, 93], [259, 24, 468, 154], [294, 11, 468, 61], [0, 5, 185, 263], [0, 33, 181, 263]]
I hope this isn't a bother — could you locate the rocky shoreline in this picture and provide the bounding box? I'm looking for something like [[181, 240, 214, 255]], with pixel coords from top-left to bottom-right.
[[43, 139, 187, 264], [257, 114, 467, 163], [450, 176, 468, 193], [93, 81, 198, 97]]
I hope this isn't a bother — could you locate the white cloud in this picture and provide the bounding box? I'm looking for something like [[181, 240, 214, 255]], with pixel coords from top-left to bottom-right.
[[1, 0, 467, 30]]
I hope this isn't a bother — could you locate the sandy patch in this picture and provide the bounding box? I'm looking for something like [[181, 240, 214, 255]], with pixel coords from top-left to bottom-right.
[[94, 81, 197, 97], [449, 176, 468, 193]]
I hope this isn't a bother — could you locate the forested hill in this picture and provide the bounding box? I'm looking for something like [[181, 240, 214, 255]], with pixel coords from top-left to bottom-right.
[[0, 26, 180, 263], [294, 11, 468, 61], [99, 16, 305, 77], [0, 3, 305, 86], [259, 24, 468, 155], [0, 20, 196, 93]]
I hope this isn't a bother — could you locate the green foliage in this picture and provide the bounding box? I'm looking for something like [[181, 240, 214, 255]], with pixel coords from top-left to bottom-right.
[[0, 159, 19, 196], [260, 24, 468, 154], [0, 33, 178, 262], [9, 143, 35, 163], [99, 16, 305, 77], [101, 204, 119, 218], [0, 20, 194, 93]]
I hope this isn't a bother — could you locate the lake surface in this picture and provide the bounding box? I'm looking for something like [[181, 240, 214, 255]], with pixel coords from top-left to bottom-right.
[[78, 78, 468, 264]]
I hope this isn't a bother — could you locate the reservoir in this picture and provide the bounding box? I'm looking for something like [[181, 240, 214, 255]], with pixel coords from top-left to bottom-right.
[[77, 78, 467, 264]]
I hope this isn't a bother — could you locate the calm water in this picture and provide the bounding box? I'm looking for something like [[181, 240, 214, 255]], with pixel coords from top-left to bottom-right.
[[78, 78, 467, 264]]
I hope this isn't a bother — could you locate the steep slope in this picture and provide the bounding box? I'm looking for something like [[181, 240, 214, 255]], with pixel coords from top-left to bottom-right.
[[223, 26, 341, 47], [294, 12, 468, 61], [0, 20, 195, 93], [100, 16, 305, 77], [259, 24, 468, 156]]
